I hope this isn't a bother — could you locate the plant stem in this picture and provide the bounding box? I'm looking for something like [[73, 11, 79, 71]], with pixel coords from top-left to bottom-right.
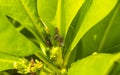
[[63, 51, 71, 67], [34, 52, 61, 73]]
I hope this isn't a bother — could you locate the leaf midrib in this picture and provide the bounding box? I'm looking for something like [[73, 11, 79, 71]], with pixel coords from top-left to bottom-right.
[[19, 0, 36, 28], [97, 1, 120, 52], [19, 0, 47, 49]]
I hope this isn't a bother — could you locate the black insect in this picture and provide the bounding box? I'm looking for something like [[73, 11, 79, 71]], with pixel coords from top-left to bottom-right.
[[54, 33, 60, 41], [54, 28, 60, 41], [45, 37, 53, 47], [59, 36, 64, 47], [54, 27, 64, 47]]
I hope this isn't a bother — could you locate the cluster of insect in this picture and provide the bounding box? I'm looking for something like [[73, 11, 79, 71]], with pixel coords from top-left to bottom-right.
[[45, 27, 64, 48], [54, 28, 64, 47], [42, 27, 64, 69]]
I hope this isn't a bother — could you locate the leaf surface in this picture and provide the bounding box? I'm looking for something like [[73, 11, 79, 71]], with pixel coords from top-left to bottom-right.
[[37, 0, 85, 36], [80, 1, 120, 57], [0, 53, 20, 71], [66, 0, 118, 55], [68, 53, 120, 75], [0, 12, 40, 56], [0, 0, 45, 42]]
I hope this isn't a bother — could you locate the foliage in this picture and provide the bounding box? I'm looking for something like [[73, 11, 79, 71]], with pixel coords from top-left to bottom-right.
[[0, 0, 120, 75]]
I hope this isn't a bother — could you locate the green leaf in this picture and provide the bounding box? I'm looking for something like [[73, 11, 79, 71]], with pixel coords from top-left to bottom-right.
[[0, 12, 39, 56], [0, 0, 45, 43], [0, 0, 34, 29], [64, 0, 92, 55], [37, 0, 58, 37], [64, 0, 118, 65], [37, 0, 85, 36], [109, 60, 120, 75], [62, 0, 85, 36], [0, 1, 61, 72], [68, 53, 120, 75], [67, 47, 77, 68], [97, 1, 120, 52], [37, 0, 58, 22], [0, 53, 20, 71], [68, 0, 118, 55], [80, 0, 120, 57]]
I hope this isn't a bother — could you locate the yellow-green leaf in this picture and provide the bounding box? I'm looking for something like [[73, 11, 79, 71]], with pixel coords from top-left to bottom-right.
[[68, 53, 120, 75]]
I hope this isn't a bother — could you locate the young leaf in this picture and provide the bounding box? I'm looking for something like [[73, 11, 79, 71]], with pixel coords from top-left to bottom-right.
[[68, 53, 120, 75], [37, 0, 57, 36], [64, 0, 92, 55], [37, 0, 85, 36], [0, 53, 20, 71], [0, 12, 40, 56]]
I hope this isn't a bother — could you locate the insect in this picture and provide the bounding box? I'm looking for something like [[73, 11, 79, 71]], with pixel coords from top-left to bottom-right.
[[45, 37, 53, 47], [59, 36, 64, 47], [54, 28, 60, 41], [54, 28, 64, 47]]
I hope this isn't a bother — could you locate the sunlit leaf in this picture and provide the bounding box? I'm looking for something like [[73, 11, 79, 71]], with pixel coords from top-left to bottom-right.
[[64, 0, 92, 54], [0, 12, 39, 56], [37, 0, 85, 36], [68, 53, 120, 75], [0, 0, 45, 43], [0, 53, 20, 71], [80, 0, 120, 57], [66, 0, 118, 57]]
